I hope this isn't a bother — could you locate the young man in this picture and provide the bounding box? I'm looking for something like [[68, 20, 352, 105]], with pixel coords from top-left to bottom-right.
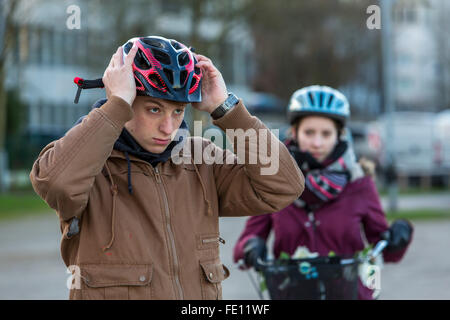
[[29, 36, 304, 300]]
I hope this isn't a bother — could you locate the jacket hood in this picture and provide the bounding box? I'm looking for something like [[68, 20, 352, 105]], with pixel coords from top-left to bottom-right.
[[73, 98, 188, 194], [77, 99, 188, 161]]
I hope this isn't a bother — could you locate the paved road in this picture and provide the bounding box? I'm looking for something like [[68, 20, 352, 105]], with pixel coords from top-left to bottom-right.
[[0, 207, 449, 299], [0, 214, 68, 299], [219, 217, 450, 300], [380, 193, 450, 211]]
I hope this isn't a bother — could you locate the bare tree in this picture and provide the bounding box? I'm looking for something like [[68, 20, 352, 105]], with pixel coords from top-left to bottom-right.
[[85, 0, 158, 73], [434, 0, 450, 110], [156, 0, 247, 130], [0, 0, 22, 192], [240, 0, 382, 118]]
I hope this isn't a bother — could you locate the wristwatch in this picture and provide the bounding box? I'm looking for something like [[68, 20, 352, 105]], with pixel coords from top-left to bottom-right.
[[210, 92, 239, 120]]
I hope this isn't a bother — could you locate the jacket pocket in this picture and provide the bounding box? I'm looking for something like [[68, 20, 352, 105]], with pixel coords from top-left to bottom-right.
[[199, 260, 230, 300], [80, 263, 153, 300]]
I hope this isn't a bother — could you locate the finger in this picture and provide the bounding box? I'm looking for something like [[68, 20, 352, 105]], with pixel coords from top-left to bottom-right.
[[194, 54, 211, 62], [108, 53, 115, 69], [113, 46, 122, 67], [102, 68, 109, 80], [125, 43, 138, 67], [195, 60, 217, 74], [195, 59, 213, 68], [111, 47, 121, 68], [195, 55, 216, 71]]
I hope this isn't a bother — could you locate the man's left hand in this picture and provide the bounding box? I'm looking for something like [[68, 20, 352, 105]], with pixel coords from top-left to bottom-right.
[[192, 54, 228, 114]]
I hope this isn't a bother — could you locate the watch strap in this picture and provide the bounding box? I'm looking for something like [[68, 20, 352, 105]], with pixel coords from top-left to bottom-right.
[[211, 93, 239, 120]]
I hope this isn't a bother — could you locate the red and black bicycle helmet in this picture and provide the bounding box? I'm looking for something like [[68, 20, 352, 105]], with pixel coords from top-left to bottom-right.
[[123, 36, 202, 103]]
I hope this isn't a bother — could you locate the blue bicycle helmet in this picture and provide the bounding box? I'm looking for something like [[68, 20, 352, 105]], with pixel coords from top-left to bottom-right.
[[288, 85, 350, 125]]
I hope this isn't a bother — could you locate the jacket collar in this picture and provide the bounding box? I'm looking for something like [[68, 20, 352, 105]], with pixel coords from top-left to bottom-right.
[[108, 149, 189, 177]]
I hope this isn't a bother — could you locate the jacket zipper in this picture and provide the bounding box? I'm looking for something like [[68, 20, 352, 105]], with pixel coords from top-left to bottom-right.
[[202, 236, 226, 245], [154, 165, 184, 300], [308, 211, 318, 252]]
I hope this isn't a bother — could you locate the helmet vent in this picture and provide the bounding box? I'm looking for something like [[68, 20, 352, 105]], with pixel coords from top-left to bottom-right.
[[124, 42, 133, 54], [327, 94, 335, 108], [171, 40, 182, 50], [319, 92, 324, 107], [189, 77, 198, 90], [134, 49, 151, 70], [178, 51, 190, 66], [163, 68, 174, 85], [135, 78, 142, 88], [308, 92, 315, 107], [152, 49, 171, 65], [142, 37, 165, 49], [180, 70, 187, 85], [149, 73, 166, 90]]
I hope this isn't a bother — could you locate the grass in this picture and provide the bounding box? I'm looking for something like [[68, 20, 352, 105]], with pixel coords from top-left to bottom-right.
[[378, 187, 449, 197], [0, 192, 449, 223], [0, 192, 53, 221], [386, 209, 450, 222]]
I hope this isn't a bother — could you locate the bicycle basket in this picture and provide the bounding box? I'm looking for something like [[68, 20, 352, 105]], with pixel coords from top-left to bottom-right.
[[259, 256, 359, 300]]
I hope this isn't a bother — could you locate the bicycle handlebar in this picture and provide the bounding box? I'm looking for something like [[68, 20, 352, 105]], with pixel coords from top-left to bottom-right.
[[242, 239, 390, 300], [368, 239, 388, 261], [250, 239, 390, 268]]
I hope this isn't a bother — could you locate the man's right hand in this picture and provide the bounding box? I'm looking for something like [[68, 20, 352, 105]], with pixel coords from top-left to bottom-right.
[[102, 44, 138, 106]]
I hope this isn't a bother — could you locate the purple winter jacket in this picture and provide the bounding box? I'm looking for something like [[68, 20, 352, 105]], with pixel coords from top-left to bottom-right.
[[233, 175, 413, 300]]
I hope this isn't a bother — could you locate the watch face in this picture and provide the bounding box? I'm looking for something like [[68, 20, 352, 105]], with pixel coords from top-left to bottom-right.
[[225, 93, 239, 108]]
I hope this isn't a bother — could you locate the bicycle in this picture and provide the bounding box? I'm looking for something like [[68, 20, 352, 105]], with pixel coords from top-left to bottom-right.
[[241, 240, 388, 300]]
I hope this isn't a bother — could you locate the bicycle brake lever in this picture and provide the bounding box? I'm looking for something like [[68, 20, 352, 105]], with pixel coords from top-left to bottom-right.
[[368, 240, 389, 261]]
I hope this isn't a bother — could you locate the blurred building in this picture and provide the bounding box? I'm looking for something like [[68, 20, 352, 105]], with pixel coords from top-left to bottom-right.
[[392, 0, 449, 112], [6, 0, 96, 139], [5, 0, 254, 141]]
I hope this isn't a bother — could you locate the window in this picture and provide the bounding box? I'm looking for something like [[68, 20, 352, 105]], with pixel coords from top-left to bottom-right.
[[64, 31, 75, 66], [405, 9, 417, 23], [29, 26, 42, 65], [41, 27, 51, 65], [53, 30, 63, 66], [397, 76, 413, 91], [161, 1, 181, 14], [18, 25, 29, 64], [394, 9, 404, 23], [397, 53, 412, 66]]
